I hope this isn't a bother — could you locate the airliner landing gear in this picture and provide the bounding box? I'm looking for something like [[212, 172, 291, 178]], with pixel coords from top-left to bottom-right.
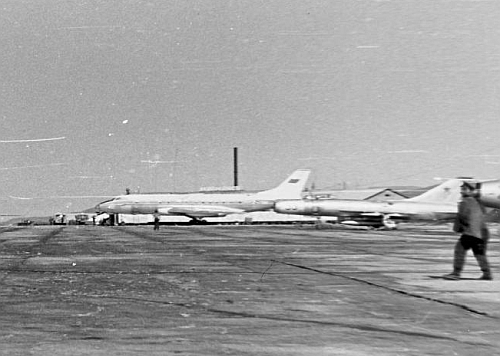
[[382, 216, 397, 230], [188, 218, 208, 225]]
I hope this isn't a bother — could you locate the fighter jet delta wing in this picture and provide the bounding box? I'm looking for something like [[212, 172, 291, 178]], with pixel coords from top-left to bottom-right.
[[274, 178, 465, 229], [96, 169, 311, 223]]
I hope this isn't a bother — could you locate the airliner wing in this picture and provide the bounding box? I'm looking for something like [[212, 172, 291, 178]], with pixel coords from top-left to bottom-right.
[[157, 205, 245, 218]]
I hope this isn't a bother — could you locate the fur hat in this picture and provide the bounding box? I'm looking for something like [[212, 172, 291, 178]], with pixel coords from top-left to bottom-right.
[[461, 181, 478, 190]]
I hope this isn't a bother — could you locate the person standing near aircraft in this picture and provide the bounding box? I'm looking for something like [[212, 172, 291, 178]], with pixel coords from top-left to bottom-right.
[[443, 182, 492, 280], [153, 213, 160, 231]]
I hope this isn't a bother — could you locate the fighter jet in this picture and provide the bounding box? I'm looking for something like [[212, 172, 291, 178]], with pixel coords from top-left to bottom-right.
[[274, 178, 467, 229], [96, 169, 311, 223]]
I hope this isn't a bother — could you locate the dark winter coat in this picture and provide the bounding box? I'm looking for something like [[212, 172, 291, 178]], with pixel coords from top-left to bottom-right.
[[453, 196, 488, 240]]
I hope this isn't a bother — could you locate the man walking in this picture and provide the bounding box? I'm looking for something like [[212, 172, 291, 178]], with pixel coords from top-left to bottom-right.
[[443, 181, 492, 280]]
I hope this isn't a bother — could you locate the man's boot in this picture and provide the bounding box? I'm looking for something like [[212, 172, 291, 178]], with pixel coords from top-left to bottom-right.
[[443, 241, 466, 280], [442, 272, 460, 280], [479, 272, 493, 280], [475, 254, 492, 280]]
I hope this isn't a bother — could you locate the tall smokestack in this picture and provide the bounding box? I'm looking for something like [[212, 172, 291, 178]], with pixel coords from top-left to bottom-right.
[[233, 147, 238, 187]]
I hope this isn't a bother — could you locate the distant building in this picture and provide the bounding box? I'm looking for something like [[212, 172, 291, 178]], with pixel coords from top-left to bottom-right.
[[364, 189, 408, 202]]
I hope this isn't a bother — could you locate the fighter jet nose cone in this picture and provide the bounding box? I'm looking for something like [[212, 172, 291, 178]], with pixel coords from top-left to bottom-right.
[[274, 201, 297, 213], [274, 201, 285, 212]]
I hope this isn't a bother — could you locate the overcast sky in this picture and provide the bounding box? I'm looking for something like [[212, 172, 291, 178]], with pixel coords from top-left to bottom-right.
[[1, 0, 500, 216]]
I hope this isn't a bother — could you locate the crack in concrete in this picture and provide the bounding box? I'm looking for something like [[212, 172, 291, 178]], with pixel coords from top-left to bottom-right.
[[274, 260, 494, 318], [64, 293, 493, 347]]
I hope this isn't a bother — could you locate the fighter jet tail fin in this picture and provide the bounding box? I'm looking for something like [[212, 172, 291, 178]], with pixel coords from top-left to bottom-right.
[[407, 179, 463, 204]]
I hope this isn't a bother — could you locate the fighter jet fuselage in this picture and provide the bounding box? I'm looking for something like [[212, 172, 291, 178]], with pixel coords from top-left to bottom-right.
[[274, 178, 468, 228], [275, 199, 457, 221], [478, 179, 500, 209]]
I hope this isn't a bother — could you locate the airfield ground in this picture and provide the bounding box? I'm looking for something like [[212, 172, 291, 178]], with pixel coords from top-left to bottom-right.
[[0, 224, 499, 356]]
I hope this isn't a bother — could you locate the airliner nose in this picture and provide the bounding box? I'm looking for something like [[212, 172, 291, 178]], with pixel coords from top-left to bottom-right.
[[96, 200, 116, 213]]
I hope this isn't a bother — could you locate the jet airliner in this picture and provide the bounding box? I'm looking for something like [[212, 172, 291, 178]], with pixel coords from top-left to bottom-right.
[[96, 169, 311, 223]]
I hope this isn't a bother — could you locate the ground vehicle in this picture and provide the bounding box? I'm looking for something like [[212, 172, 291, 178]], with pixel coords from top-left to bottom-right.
[[50, 213, 66, 225], [49, 213, 92, 225], [74, 214, 89, 225]]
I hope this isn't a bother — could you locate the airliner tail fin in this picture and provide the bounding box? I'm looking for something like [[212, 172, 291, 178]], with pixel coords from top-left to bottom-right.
[[257, 169, 311, 200]]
